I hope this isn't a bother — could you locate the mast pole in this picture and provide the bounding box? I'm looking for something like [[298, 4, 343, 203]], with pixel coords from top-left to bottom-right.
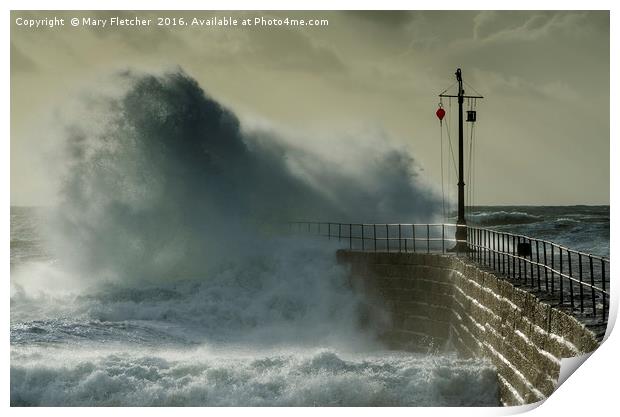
[[438, 68, 483, 252], [455, 68, 467, 250]]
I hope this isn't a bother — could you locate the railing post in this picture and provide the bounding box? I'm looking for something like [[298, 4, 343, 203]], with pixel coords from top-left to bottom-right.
[[488, 230, 491, 266], [500, 233, 503, 272], [559, 248, 564, 305], [349, 223, 352, 250], [512, 235, 516, 279], [475, 228, 479, 261], [578, 253, 584, 313], [589, 255, 596, 317], [601, 260, 607, 318], [506, 234, 510, 277], [496, 232, 500, 271], [495, 232, 498, 271], [491, 231, 495, 270], [473, 228, 477, 261], [472, 227, 479, 261], [497, 231, 501, 271], [466, 226, 470, 258], [489, 230, 492, 266], [492, 232, 495, 270], [404, 225, 408, 252], [529, 238, 534, 286], [427, 224, 430, 254], [442, 224, 445, 254], [487, 230, 495, 269], [386, 224, 390, 252], [373, 224, 377, 252], [501, 233, 505, 274], [568, 251, 574, 310], [481, 229, 487, 265], [482, 229, 486, 264], [488, 231, 491, 267], [361, 224, 365, 251], [495, 232, 498, 270], [477, 228, 481, 263], [398, 224, 402, 253], [551, 245, 555, 294], [412, 224, 416, 252], [466, 226, 469, 258], [543, 242, 549, 291], [328, 223, 331, 240], [520, 238, 525, 282], [536, 240, 541, 290]]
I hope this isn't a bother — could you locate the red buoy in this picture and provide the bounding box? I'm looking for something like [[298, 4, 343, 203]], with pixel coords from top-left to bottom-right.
[[436, 107, 446, 121]]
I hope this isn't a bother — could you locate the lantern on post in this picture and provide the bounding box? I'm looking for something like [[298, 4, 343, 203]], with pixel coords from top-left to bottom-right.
[[466, 110, 476, 122]]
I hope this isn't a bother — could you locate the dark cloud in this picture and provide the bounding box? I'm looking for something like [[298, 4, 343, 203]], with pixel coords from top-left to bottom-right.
[[344, 11, 416, 27]]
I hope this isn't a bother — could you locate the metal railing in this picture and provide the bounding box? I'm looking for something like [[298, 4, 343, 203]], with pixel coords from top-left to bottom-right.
[[289, 221, 610, 324]]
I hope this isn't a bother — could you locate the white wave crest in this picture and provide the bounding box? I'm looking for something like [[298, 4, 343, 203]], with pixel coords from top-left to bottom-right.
[[11, 347, 499, 406]]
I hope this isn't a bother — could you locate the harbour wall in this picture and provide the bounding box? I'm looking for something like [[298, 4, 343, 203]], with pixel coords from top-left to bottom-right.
[[337, 250, 600, 406]]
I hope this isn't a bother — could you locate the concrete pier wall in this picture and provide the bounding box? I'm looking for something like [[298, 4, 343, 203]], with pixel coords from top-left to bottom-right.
[[337, 250, 600, 406]]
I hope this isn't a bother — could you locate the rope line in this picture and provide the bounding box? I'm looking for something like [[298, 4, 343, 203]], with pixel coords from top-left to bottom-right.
[[466, 98, 477, 222], [467, 121, 475, 219], [472, 123, 476, 218], [444, 100, 458, 177], [438, 81, 458, 96], [440, 120, 446, 222], [463, 80, 484, 98]]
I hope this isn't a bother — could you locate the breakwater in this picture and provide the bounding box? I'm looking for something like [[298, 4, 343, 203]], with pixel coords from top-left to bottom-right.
[[337, 250, 601, 406]]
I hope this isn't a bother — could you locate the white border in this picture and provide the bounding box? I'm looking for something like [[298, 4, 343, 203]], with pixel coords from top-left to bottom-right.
[[4, 1, 617, 416]]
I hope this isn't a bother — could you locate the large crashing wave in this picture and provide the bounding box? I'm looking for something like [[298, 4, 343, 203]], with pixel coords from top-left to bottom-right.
[[48, 70, 440, 284]]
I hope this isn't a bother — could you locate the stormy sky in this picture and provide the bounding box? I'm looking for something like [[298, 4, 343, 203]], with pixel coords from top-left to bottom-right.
[[11, 10, 609, 206]]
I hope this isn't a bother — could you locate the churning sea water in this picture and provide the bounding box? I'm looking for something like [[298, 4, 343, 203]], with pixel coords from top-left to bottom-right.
[[11, 346, 499, 406], [465, 205, 609, 258], [11, 207, 497, 406], [10, 206, 501, 407], [11, 205, 608, 406]]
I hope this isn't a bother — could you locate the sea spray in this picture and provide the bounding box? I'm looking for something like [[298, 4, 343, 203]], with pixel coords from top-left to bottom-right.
[[12, 239, 386, 348], [45, 69, 440, 286]]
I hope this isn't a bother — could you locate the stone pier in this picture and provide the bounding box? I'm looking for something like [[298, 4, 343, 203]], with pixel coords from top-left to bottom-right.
[[337, 250, 600, 406]]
